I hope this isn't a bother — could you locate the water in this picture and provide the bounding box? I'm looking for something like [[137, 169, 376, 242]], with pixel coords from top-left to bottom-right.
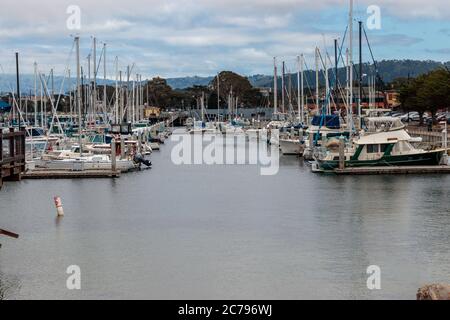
[[0, 131, 449, 300]]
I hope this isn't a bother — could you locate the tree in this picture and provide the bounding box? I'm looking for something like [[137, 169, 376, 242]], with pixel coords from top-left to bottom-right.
[[417, 69, 450, 119], [209, 71, 263, 108], [144, 77, 174, 109]]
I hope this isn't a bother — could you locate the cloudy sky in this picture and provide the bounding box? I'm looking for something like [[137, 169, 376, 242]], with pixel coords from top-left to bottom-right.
[[0, 0, 449, 79]]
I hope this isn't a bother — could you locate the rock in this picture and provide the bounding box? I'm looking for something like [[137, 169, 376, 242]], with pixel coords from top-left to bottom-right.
[[417, 284, 450, 300]]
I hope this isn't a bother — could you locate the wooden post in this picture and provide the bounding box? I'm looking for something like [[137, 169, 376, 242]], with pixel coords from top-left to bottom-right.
[[138, 133, 142, 154], [111, 139, 117, 173], [120, 136, 125, 159], [339, 136, 345, 170]]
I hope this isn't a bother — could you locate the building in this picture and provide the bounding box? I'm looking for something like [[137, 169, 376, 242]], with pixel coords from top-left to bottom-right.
[[144, 106, 161, 119]]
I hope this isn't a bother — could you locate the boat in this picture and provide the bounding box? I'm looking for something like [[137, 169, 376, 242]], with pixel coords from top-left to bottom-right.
[[314, 128, 446, 171], [35, 154, 139, 172], [279, 137, 305, 156]]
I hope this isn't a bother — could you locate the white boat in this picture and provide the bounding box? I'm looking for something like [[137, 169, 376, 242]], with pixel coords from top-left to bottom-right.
[[314, 128, 446, 171], [279, 138, 305, 156], [35, 154, 138, 172]]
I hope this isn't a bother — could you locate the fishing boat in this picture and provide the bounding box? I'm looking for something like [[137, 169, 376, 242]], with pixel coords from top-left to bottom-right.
[[314, 128, 446, 171]]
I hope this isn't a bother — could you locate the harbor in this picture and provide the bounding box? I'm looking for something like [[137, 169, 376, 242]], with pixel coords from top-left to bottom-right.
[[1, 133, 450, 300], [1, 0, 450, 303]]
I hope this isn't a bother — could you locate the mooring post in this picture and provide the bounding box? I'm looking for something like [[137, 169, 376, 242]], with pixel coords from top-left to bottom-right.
[[138, 133, 142, 154], [111, 138, 117, 173], [339, 136, 345, 170], [120, 135, 125, 159]]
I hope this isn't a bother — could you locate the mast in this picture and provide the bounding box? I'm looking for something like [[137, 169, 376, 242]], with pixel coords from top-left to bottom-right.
[[40, 71, 44, 127], [201, 91, 205, 123], [281, 61, 285, 113], [349, 0, 354, 129], [297, 55, 301, 123], [325, 45, 330, 115], [119, 70, 123, 122], [358, 20, 363, 127], [103, 42, 107, 122], [300, 54, 304, 124], [15, 52, 20, 124], [315, 47, 319, 114], [217, 73, 220, 121], [334, 38, 338, 105], [93, 37, 97, 126], [273, 57, 278, 115], [75, 36, 82, 157], [34, 62, 37, 126]]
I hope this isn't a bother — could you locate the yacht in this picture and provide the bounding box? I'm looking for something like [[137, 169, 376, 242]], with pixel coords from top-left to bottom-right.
[[314, 125, 445, 171]]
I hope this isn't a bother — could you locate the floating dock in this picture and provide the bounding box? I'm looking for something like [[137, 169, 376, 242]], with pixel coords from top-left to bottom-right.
[[22, 169, 121, 179], [326, 165, 450, 175]]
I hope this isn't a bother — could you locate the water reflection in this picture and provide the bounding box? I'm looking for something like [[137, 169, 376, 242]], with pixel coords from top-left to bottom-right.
[[0, 270, 21, 300]]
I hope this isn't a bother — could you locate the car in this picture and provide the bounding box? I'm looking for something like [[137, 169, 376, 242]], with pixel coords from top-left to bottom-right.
[[437, 112, 450, 122]]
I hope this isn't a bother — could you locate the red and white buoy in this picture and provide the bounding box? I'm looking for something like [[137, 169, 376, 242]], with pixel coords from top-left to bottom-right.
[[54, 196, 65, 217]]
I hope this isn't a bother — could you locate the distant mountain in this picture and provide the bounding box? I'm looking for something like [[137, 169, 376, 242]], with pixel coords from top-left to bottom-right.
[[1, 60, 449, 94], [167, 60, 450, 90], [166, 76, 214, 89]]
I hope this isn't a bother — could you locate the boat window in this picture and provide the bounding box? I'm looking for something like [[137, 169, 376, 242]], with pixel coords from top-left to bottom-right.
[[380, 144, 388, 153], [367, 144, 380, 153]]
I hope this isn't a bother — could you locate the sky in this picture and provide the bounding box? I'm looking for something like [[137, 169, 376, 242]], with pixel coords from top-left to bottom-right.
[[0, 0, 449, 79]]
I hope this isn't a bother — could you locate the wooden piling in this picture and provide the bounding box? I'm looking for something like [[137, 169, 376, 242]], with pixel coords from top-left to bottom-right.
[[0, 127, 25, 190], [111, 139, 117, 173], [339, 136, 345, 170]]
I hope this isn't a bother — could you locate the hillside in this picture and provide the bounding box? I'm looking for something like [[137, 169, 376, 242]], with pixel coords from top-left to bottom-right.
[[1, 60, 449, 94]]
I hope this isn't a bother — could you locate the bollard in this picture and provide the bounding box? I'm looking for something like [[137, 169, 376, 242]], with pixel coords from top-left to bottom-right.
[[339, 136, 345, 170], [54, 196, 64, 217], [111, 139, 117, 172], [120, 136, 125, 159]]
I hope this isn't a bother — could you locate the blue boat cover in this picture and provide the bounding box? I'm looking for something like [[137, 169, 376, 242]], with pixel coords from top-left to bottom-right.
[[0, 100, 12, 112], [311, 115, 340, 129]]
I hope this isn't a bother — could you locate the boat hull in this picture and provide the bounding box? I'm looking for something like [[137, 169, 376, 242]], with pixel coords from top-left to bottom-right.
[[317, 150, 445, 171], [279, 139, 305, 156]]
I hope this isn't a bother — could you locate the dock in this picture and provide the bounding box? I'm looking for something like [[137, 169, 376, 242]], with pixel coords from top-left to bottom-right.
[[0, 127, 26, 189], [22, 169, 121, 179], [328, 165, 450, 175]]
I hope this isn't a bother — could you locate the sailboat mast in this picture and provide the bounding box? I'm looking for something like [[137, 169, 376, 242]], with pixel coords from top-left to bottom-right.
[[217, 73, 220, 121], [281, 61, 285, 114], [297, 55, 301, 123], [349, 0, 354, 128], [315, 47, 319, 114], [300, 54, 304, 124], [75, 36, 82, 157], [358, 20, 363, 127], [103, 42, 107, 122], [34, 62, 37, 126], [15, 52, 20, 124], [273, 57, 278, 115], [93, 37, 97, 126]]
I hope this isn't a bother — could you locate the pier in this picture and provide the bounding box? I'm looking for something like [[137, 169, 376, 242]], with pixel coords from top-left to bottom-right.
[[0, 127, 26, 190]]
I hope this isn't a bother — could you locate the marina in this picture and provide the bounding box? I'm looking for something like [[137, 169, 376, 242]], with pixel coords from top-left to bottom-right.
[[1, 134, 450, 300], [0, 0, 449, 303]]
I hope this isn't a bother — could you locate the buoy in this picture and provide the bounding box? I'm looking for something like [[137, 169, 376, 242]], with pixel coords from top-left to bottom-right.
[[54, 196, 65, 217]]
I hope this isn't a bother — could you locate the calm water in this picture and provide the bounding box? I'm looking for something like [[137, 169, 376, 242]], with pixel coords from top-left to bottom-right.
[[0, 131, 449, 300]]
